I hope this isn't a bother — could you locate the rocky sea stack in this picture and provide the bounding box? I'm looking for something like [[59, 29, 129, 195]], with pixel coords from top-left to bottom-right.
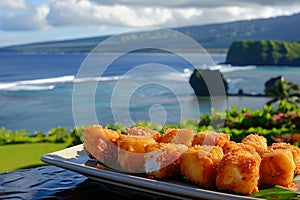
[[189, 69, 228, 96]]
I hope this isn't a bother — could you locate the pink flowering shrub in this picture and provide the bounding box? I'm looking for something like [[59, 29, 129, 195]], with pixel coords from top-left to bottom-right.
[[199, 100, 300, 145]]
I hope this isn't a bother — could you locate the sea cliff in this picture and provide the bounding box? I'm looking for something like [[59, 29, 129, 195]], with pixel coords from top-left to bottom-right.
[[225, 40, 300, 66]]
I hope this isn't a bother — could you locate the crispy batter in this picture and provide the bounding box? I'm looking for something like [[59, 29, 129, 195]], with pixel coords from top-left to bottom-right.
[[241, 134, 268, 155], [269, 142, 300, 174], [216, 149, 261, 195], [222, 140, 258, 155], [117, 134, 156, 173], [180, 145, 224, 188], [160, 128, 194, 147], [144, 143, 188, 179], [83, 125, 300, 195], [287, 133, 300, 144], [126, 126, 161, 142], [192, 130, 230, 148], [83, 125, 120, 166], [260, 148, 296, 187]]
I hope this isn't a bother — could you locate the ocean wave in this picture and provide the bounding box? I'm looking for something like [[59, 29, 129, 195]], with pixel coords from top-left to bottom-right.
[[0, 65, 256, 91], [197, 64, 256, 73], [2, 85, 56, 91], [0, 75, 122, 91], [73, 76, 120, 83], [0, 76, 74, 91], [226, 78, 243, 83], [218, 65, 257, 73], [153, 66, 256, 81]]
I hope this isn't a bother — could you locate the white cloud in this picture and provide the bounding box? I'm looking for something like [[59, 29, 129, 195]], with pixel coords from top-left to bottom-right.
[[0, 0, 300, 31], [0, 0, 28, 10], [89, 0, 300, 8], [45, 0, 300, 28], [0, 3, 49, 31]]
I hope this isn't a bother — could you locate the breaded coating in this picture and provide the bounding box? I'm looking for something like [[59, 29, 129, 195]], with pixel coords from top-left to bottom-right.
[[222, 140, 257, 155], [180, 145, 224, 188], [241, 134, 267, 155], [269, 142, 300, 174], [117, 134, 156, 173], [126, 126, 161, 142], [192, 130, 230, 148], [160, 128, 194, 147], [83, 125, 121, 166], [144, 143, 188, 179], [83, 125, 300, 195], [260, 148, 296, 187], [216, 149, 261, 195], [287, 133, 300, 144]]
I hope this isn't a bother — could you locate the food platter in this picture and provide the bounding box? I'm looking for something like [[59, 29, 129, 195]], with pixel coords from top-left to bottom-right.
[[41, 144, 262, 200]]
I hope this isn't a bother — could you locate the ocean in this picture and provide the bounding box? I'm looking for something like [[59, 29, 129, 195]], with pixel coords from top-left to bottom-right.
[[1, 52, 300, 134]]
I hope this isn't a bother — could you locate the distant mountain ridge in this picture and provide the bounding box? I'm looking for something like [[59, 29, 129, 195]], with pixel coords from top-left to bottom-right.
[[177, 12, 300, 49], [1, 12, 300, 53]]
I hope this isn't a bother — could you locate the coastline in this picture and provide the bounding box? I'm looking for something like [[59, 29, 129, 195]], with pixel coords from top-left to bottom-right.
[[227, 93, 269, 97]]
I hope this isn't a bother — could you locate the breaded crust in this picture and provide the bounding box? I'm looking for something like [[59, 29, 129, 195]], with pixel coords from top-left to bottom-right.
[[180, 145, 224, 188]]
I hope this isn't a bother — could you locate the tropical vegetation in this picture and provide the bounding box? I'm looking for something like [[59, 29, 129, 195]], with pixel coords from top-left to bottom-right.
[[264, 76, 300, 105], [0, 126, 83, 146], [226, 40, 300, 66], [1, 100, 299, 147], [1, 99, 300, 172]]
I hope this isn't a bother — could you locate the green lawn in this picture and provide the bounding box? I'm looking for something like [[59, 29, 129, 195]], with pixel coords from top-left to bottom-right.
[[0, 142, 69, 173]]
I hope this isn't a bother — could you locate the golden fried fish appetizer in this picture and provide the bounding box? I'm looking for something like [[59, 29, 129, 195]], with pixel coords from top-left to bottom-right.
[[216, 149, 261, 195], [222, 140, 257, 155], [269, 142, 300, 174], [192, 130, 230, 148], [160, 128, 194, 147], [180, 145, 224, 188], [83, 125, 121, 166], [260, 148, 296, 187], [287, 133, 300, 144], [241, 134, 267, 155], [126, 126, 161, 142], [144, 143, 188, 179], [117, 134, 156, 173]]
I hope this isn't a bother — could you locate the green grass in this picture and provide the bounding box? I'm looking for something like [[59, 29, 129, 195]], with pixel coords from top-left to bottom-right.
[[0, 142, 69, 173]]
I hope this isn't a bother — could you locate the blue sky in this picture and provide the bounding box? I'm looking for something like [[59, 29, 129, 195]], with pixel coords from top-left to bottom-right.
[[1, 0, 300, 47]]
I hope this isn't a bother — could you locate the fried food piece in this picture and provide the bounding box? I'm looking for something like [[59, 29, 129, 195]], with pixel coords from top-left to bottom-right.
[[83, 125, 121, 167], [269, 142, 300, 174], [216, 149, 261, 195], [144, 143, 188, 179], [241, 134, 267, 155], [192, 130, 230, 148], [287, 133, 300, 144], [260, 148, 296, 187], [222, 140, 257, 155], [160, 128, 194, 147], [117, 134, 156, 173], [221, 141, 238, 154], [180, 145, 224, 188], [126, 126, 161, 142]]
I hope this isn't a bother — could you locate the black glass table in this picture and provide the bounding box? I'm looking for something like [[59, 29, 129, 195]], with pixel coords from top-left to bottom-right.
[[0, 165, 181, 200]]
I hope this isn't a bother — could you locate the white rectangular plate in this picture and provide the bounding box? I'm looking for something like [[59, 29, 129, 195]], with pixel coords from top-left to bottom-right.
[[41, 144, 261, 200]]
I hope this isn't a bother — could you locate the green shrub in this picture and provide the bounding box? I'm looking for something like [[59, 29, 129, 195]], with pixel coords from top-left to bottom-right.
[[198, 100, 300, 146], [1, 100, 299, 147]]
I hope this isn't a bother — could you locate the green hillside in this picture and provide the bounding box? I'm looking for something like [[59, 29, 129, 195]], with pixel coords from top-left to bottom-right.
[[1, 12, 300, 53], [225, 40, 300, 66]]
